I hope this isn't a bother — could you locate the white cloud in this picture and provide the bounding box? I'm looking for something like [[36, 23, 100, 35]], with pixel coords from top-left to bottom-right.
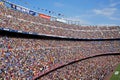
[[109, 0, 114, 3], [93, 7, 120, 21], [93, 8, 117, 16], [110, 1, 120, 7], [54, 2, 64, 7], [92, 1, 120, 21], [109, 17, 120, 20]]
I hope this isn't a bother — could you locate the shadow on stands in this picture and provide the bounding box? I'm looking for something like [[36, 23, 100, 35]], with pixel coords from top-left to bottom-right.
[[0, 30, 120, 41]]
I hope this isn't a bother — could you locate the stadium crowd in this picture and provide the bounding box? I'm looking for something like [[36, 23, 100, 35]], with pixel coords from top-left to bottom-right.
[[0, 2, 120, 80], [40, 55, 120, 80], [0, 4, 120, 39], [0, 36, 120, 79]]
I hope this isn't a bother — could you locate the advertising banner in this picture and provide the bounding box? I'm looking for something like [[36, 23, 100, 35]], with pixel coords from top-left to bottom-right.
[[39, 13, 51, 20], [56, 18, 67, 23]]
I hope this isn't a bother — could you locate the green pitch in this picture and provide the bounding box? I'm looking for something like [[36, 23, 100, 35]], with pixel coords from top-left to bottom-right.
[[110, 64, 120, 80]]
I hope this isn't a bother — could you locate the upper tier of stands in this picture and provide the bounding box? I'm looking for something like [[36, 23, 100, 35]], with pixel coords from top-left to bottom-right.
[[0, 4, 120, 39]]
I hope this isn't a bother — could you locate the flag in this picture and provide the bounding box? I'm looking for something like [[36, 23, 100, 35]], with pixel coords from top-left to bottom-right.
[[49, 11, 51, 13], [58, 13, 61, 16], [29, 10, 36, 16], [11, 4, 16, 9]]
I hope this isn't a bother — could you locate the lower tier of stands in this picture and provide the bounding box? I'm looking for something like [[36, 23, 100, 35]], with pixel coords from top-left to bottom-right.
[[0, 35, 120, 79], [39, 55, 120, 80]]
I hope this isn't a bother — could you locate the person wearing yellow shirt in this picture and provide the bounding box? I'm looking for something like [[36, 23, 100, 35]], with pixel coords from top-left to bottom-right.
[[0, 2, 4, 6]]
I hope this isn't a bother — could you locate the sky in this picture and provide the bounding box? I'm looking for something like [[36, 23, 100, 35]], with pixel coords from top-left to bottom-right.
[[6, 0, 120, 25]]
